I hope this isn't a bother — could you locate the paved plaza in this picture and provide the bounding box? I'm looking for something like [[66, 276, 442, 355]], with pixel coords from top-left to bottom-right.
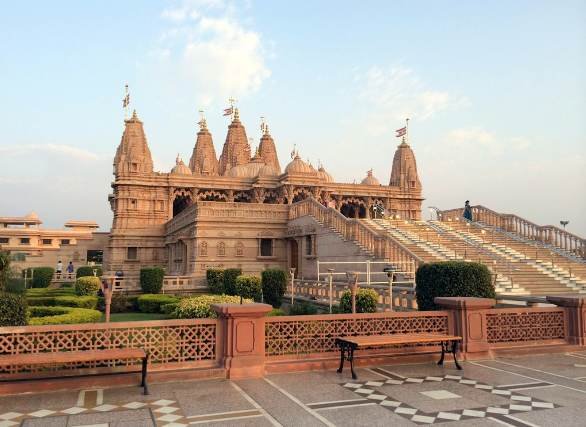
[[1, 352, 586, 427]]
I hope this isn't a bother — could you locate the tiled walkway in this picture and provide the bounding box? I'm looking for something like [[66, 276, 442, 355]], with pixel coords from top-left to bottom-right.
[[3, 352, 586, 426]]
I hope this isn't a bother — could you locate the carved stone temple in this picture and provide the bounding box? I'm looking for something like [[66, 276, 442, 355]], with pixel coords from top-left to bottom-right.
[[105, 109, 423, 290]]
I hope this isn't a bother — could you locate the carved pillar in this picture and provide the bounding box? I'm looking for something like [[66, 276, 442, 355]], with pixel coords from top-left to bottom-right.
[[213, 303, 272, 379], [435, 297, 496, 359], [226, 189, 235, 203]]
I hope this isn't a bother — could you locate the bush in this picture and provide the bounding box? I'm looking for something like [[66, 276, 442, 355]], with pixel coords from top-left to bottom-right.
[[261, 269, 287, 308], [27, 267, 54, 288], [28, 306, 102, 325], [127, 295, 139, 311], [160, 302, 179, 315], [0, 292, 28, 326], [0, 251, 11, 291], [140, 267, 165, 294], [171, 294, 251, 319], [267, 308, 286, 316], [289, 302, 318, 315], [235, 275, 262, 302], [76, 266, 103, 278], [26, 295, 98, 310], [340, 288, 378, 313], [26, 287, 76, 297], [207, 269, 225, 294], [415, 261, 495, 311], [75, 276, 101, 296], [6, 278, 26, 294], [110, 293, 129, 313], [137, 294, 180, 313], [222, 268, 242, 295]]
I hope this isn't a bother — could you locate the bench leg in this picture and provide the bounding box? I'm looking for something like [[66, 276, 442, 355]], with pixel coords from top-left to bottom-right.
[[337, 343, 345, 374], [348, 346, 357, 380], [452, 341, 462, 370], [141, 355, 149, 395], [438, 341, 446, 366]]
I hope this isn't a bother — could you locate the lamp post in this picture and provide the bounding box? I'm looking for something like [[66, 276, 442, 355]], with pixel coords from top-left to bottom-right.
[[101, 279, 113, 323], [327, 268, 334, 314], [383, 266, 394, 312], [346, 271, 359, 313], [289, 267, 296, 306]]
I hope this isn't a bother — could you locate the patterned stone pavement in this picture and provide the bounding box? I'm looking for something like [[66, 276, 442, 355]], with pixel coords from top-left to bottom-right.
[[2, 352, 586, 426]]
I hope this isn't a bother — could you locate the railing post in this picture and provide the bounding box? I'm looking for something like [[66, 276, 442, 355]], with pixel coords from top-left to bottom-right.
[[435, 297, 495, 359], [212, 303, 272, 379], [546, 296, 586, 345]]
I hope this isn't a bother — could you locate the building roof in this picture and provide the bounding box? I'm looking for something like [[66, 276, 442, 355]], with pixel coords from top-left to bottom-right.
[[361, 169, 380, 186]]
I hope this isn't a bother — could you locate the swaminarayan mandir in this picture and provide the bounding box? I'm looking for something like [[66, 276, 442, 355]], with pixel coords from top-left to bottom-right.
[[104, 108, 423, 290]]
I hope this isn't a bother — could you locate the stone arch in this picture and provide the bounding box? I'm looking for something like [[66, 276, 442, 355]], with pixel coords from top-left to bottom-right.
[[198, 190, 227, 202], [173, 189, 193, 217], [217, 241, 226, 256], [340, 197, 367, 219], [263, 190, 279, 204], [234, 191, 251, 203], [292, 188, 311, 203]]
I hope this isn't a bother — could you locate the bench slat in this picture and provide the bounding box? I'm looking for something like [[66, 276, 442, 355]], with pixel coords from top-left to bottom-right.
[[338, 333, 461, 348], [0, 349, 146, 367]]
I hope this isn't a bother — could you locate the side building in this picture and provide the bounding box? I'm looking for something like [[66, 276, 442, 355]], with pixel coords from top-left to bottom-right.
[[105, 109, 423, 290]]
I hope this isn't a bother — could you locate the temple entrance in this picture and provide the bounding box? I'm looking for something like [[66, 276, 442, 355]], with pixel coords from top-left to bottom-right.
[[173, 195, 192, 217], [340, 202, 367, 219], [289, 239, 299, 274]]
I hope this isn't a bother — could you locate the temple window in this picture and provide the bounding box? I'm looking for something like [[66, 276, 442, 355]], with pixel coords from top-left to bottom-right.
[[305, 235, 313, 256], [0, 237, 8, 244], [127, 246, 138, 260], [199, 241, 208, 256], [42, 239, 52, 245], [217, 242, 226, 256], [131, 163, 138, 172], [235, 242, 244, 256], [20, 238, 30, 245], [259, 238, 273, 257], [130, 199, 137, 209], [61, 239, 70, 245]]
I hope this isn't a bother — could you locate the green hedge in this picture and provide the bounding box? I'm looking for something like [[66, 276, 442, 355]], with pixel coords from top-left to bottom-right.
[[415, 261, 496, 310], [267, 308, 286, 316], [76, 266, 103, 278], [206, 269, 225, 294], [0, 292, 28, 326], [26, 295, 99, 310], [28, 306, 102, 325], [110, 293, 130, 313], [26, 287, 76, 297], [235, 275, 262, 302], [223, 268, 242, 295], [171, 294, 251, 319], [140, 267, 165, 294], [340, 288, 378, 313], [6, 278, 26, 294], [24, 267, 54, 288], [137, 294, 180, 313], [75, 276, 101, 296], [289, 302, 318, 315], [261, 269, 287, 308]]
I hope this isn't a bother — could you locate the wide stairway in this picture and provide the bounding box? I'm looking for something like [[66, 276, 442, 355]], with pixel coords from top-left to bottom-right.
[[363, 218, 586, 296]]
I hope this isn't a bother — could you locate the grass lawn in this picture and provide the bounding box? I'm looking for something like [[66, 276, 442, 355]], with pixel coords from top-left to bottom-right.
[[101, 312, 170, 322]]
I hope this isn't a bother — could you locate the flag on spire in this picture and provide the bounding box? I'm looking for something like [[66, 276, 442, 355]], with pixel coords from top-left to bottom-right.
[[223, 107, 233, 116], [122, 84, 130, 108], [395, 126, 406, 138]]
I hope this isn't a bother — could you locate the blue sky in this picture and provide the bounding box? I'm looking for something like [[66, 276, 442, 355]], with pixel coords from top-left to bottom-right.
[[1, 0, 585, 234]]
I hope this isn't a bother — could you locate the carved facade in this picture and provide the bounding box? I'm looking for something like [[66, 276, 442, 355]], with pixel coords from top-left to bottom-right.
[[105, 108, 423, 289]]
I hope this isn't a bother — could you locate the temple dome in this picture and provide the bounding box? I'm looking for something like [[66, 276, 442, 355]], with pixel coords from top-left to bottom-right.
[[317, 166, 333, 183], [258, 164, 278, 177], [361, 169, 380, 186], [226, 154, 270, 179], [285, 155, 316, 175], [171, 156, 192, 175]]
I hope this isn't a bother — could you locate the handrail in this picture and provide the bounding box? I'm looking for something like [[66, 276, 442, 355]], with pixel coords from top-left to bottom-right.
[[437, 204, 585, 259], [289, 198, 424, 270]]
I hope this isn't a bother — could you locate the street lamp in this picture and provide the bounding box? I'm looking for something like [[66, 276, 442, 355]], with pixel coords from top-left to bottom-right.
[[289, 267, 296, 306], [327, 268, 335, 314], [560, 221, 569, 230], [383, 266, 394, 312], [346, 271, 359, 313]]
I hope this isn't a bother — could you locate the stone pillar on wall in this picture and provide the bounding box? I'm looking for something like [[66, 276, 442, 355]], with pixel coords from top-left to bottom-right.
[[213, 303, 272, 379], [435, 297, 495, 359], [546, 295, 586, 345]]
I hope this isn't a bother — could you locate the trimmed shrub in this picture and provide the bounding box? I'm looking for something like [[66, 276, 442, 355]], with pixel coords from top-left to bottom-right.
[[110, 293, 129, 313], [340, 288, 378, 313], [27, 267, 54, 288], [267, 308, 286, 316], [26, 287, 76, 297], [0, 292, 28, 326], [26, 295, 98, 310], [160, 302, 179, 315], [127, 295, 139, 311], [415, 261, 495, 311], [222, 268, 242, 295], [289, 302, 318, 315], [140, 267, 165, 294], [6, 278, 26, 294], [235, 275, 262, 302], [75, 276, 101, 296], [171, 294, 251, 319], [206, 269, 225, 294], [76, 266, 103, 278], [137, 294, 180, 313], [28, 306, 102, 325], [261, 269, 287, 308]]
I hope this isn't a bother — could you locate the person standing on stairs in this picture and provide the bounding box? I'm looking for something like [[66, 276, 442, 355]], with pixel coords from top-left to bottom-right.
[[463, 200, 473, 221]]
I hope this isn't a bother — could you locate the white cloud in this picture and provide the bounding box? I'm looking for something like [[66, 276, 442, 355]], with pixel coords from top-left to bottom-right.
[[443, 127, 532, 157], [154, 0, 270, 106], [0, 144, 99, 161], [356, 65, 468, 135]]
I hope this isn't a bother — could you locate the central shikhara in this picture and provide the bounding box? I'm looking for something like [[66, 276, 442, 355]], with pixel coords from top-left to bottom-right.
[[105, 108, 423, 290]]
